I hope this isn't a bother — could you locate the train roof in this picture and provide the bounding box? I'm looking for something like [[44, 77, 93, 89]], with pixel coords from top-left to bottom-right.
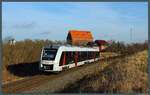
[[43, 44, 98, 50], [44, 44, 62, 49]]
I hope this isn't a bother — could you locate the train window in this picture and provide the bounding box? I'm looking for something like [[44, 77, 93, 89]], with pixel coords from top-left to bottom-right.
[[90, 51, 93, 59], [88, 52, 90, 59], [78, 52, 81, 62], [96, 52, 99, 58], [91, 52, 94, 59], [67, 52, 73, 64], [83, 52, 87, 61], [59, 51, 73, 66], [73, 52, 75, 63], [68, 52, 71, 64], [87, 51, 89, 60], [65, 52, 69, 65], [90, 52, 91, 59], [59, 52, 64, 66], [86, 52, 88, 60], [70, 52, 74, 63], [92, 52, 94, 59], [81, 51, 85, 61], [87, 51, 90, 59], [80, 52, 83, 61], [83, 52, 85, 60], [42, 49, 57, 60], [80, 52, 84, 61], [89, 51, 91, 59], [94, 52, 96, 58], [95, 52, 97, 58], [85, 52, 88, 60], [81, 52, 83, 60]]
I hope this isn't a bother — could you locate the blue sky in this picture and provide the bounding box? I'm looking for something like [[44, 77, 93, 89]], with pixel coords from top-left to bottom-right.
[[2, 2, 148, 43]]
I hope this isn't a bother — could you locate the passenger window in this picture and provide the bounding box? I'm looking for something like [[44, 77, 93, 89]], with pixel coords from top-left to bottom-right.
[[65, 52, 69, 65], [71, 52, 74, 63], [59, 52, 64, 66]]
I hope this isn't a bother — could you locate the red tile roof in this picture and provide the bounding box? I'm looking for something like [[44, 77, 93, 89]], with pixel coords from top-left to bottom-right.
[[69, 30, 93, 39], [95, 40, 107, 45]]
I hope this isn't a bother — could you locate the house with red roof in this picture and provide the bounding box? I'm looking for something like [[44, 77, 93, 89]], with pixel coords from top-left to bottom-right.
[[67, 30, 93, 45]]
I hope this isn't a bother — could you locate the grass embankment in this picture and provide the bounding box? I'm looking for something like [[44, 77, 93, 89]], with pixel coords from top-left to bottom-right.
[[100, 52, 120, 59], [2, 40, 54, 84], [60, 50, 148, 93]]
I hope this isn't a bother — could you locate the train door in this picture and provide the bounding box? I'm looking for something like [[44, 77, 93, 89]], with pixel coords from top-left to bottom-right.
[[74, 51, 78, 67], [94, 51, 96, 61]]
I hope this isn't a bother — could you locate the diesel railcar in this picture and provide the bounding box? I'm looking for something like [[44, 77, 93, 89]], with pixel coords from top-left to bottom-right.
[[39, 45, 99, 72]]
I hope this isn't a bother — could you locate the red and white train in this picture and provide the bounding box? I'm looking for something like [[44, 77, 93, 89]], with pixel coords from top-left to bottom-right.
[[39, 45, 99, 72]]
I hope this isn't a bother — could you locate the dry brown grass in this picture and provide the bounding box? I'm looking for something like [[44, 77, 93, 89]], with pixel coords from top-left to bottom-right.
[[125, 50, 148, 73], [60, 50, 148, 93], [91, 62, 148, 93], [100, 52, 120, 59]]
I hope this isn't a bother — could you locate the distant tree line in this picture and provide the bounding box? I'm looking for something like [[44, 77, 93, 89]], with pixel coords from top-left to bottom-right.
[[2, 36, 67, 45], [105, 40, 148, 55]]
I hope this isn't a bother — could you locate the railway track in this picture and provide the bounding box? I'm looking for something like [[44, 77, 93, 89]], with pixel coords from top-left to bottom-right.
[[2, 68, 77, 93], [2, 55, 124, 93]]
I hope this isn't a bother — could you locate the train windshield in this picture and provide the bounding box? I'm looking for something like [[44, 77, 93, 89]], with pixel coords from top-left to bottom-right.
[[42, 49, 57, 60]]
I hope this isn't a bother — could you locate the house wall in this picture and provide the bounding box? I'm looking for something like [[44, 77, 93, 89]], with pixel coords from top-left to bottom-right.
[[71, 38, 93, 46]]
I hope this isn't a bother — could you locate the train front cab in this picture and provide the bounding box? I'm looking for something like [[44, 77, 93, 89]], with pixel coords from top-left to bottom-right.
[[39, 47, 60, 72]]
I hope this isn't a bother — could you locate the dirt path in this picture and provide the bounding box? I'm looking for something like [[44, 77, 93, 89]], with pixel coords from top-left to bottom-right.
[[2, 55, 124, 93]]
